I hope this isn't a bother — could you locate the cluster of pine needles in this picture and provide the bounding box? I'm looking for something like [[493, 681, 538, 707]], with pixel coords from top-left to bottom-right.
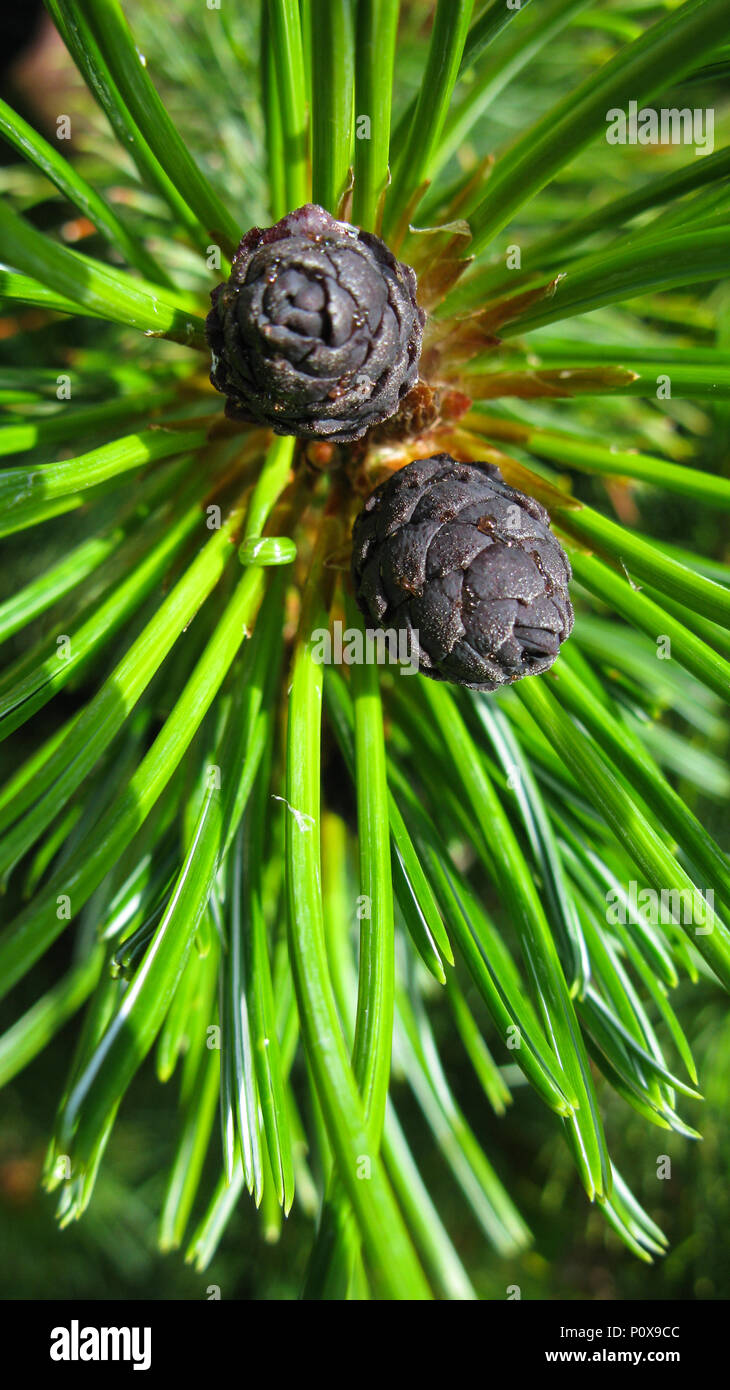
[[0, 0, 729, 1299]]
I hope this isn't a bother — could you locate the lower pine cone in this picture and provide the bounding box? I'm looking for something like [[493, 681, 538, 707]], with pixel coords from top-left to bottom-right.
[[351, 453, 574, 691]]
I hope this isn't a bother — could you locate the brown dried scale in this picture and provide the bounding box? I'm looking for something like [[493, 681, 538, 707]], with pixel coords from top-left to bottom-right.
[[351, 453, 574, 690], [206, 203, 425, 442]]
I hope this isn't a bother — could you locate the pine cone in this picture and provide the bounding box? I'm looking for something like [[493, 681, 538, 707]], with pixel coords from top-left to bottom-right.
[[351, 454, 574, 690], [206, 203, 425, 442]]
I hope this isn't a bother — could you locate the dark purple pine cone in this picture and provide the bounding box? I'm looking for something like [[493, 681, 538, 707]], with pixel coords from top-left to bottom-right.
[[206, 203, 425, 442], [351, 454, 574, 691]]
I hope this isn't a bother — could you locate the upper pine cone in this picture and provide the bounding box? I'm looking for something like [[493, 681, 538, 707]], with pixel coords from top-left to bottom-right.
[[351, 454, 574, 691], [206, 204, 425, 442]]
